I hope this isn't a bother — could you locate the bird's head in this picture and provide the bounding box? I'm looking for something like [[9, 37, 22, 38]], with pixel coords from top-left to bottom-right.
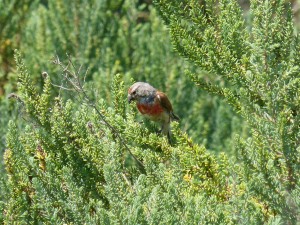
[[128, 82, 156, 103]]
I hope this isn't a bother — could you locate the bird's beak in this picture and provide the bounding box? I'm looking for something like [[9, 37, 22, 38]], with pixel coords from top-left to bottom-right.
[[128, 94, 134, 103]]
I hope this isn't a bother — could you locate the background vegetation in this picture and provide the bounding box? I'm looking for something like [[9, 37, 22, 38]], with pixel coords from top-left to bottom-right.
[[0, 0, 300, 224]]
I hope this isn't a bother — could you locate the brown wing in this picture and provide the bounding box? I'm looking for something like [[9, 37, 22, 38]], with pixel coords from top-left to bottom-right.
[[156, 91, 180, 121], [156, 91, 173, 112]]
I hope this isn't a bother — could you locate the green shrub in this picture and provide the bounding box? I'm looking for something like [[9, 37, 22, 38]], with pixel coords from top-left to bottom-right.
[[2, 0, 299, 224]]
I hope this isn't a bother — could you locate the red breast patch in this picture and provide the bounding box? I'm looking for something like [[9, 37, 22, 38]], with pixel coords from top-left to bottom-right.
[[137, 103, 164, 115]]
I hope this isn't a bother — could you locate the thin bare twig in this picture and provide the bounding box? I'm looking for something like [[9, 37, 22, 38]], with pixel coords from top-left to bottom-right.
[[83, 67, 89, 83], [51, 83, 76, 91]]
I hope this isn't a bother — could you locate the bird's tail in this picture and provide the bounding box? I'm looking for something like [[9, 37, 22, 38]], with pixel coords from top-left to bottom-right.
[[170, 112, 180, 121]]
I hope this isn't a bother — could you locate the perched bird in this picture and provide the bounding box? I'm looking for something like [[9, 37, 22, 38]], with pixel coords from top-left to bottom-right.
[[128, 82, 179, 141]]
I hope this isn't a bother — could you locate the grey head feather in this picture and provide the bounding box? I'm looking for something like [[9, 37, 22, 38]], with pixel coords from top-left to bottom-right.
[[128, 82, 157, 103], [131, 82, 156, 96]]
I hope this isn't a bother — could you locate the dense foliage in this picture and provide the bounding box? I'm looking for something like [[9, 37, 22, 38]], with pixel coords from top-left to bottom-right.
[[1, 0, 299, 224]]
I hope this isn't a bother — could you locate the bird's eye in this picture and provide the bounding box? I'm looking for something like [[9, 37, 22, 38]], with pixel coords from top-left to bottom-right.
[[132, 90, 136, 95]]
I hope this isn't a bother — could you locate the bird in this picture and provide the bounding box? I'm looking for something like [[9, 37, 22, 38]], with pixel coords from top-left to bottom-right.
[[128, 82, 179, 142]]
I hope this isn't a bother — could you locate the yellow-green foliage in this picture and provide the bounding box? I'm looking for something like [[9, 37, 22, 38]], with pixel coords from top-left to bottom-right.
[[2, 52, 259, 224], [154, 0, 300, 222], [1, 0, 300, 224]]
